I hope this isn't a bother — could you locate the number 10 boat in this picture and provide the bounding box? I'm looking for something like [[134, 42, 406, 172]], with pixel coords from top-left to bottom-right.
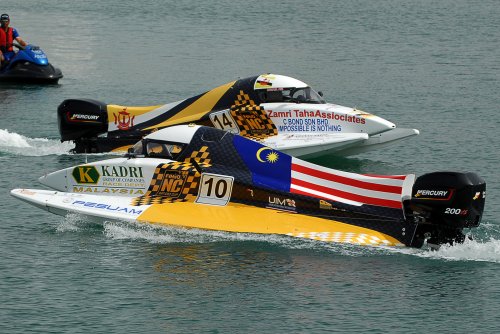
[[11, 125, 485, 248]]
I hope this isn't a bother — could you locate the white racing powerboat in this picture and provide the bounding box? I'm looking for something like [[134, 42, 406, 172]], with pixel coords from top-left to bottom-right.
[[57, 74, 419, 157]]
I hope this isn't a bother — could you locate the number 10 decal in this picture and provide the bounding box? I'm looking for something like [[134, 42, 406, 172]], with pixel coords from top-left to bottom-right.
[[195, 173, 234, 206], [209, 109, 240, 134]]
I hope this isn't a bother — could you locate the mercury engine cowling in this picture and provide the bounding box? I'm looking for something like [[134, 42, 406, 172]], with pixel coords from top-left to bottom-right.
[[57, 99, 108, 142], [407, 171, 486, 247]]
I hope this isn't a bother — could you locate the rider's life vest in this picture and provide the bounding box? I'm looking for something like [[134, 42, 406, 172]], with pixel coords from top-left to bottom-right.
[[0, 27, 14, 53]]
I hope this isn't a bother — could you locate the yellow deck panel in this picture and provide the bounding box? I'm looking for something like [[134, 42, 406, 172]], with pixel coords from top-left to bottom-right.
[[138, 201, 403, 246]]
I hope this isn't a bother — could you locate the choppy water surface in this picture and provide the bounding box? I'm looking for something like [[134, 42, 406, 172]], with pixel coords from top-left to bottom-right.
[[1, 0, 499, 333]]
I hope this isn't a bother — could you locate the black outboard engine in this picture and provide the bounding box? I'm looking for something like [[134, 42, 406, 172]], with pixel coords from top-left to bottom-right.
[[58, 99, 112, 153], [58, 99, 108, 142], [58, 98, 148, 153], [57, 99, 108, 141], [407, 172, 486, 248]]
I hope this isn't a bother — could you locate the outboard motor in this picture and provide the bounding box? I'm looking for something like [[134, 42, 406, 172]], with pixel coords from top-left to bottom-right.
[[58, 98, 148, 153], [407, 172, 486, 248], [58, 99, 108, 142]]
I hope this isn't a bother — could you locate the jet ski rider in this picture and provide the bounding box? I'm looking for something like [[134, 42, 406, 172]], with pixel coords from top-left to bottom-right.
[[0, 14, 27, 66]]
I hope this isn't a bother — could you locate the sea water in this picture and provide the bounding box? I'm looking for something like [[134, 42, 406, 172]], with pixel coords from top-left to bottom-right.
[[1, 0, 499, 332]]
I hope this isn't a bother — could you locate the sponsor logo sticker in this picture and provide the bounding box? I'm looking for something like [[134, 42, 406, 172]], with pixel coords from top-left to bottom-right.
[[157, 170, 189, 198], [68, 112, 101, 123], [71, 114, 99, 120], [101, 166, 143, 178], [414, 189, 452, 200], [72, 187, 144, 195], [72, 166, 100, 184], [267, 196, 296, 212], [71, 200, 143, 215]]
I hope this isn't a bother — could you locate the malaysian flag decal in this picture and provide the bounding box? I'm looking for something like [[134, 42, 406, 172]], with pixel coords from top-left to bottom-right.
[[233, 135, 292, 192], [290, 158, 413, 209]]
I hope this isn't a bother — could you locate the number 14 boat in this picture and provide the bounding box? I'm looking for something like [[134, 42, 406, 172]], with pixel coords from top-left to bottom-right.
[[57, 74, 418, 157]]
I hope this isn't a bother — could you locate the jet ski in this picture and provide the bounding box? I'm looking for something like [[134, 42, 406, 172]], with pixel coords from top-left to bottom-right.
[[58, 74, 418, 157], [0, 44, 63, 84], [11, 125, 485, 248]]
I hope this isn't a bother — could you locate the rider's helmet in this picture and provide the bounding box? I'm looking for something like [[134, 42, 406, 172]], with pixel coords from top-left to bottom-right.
[[0, 14, 9, 27]]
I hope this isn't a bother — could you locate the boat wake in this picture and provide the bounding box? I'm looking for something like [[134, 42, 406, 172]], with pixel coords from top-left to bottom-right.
[[55, 214, 500, 263], [57, 215, 369, 254], [409, 238, 500, 263], [0, 128, 74, 156]]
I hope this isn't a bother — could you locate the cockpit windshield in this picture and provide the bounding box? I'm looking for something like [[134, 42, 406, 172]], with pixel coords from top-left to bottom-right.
[[129, 139, 186, 159], [260, 87, 325, 104]]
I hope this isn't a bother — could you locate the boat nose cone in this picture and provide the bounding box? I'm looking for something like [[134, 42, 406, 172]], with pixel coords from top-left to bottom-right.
[[39, 170, 67, 192], [365, 115, 396, 134], [380, 117, 396, 129]]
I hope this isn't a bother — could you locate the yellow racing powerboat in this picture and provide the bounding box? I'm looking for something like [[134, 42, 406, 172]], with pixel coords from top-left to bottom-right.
[[12, 125, 485, 248]]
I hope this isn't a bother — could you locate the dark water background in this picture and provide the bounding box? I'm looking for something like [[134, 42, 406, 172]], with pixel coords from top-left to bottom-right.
[[1, 0, 499, 333]]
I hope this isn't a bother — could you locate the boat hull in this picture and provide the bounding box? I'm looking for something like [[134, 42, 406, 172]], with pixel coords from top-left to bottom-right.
[[10, 188, 405, 247]]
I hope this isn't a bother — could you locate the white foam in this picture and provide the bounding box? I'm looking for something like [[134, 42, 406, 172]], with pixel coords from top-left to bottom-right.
[[381, 231, 500, 263], [56, 213, 85, 232], [56, 213, 500, 261], [99, 221, 400, 256], [415, 238, 500, 263], [0, 128, 74, 156], [0, 128, 31, 147], [104, 222, 178, 243], [102, 220, 293, 245]]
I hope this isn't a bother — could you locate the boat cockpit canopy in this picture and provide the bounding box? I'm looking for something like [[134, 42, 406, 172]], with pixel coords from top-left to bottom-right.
[[259, 86, 325, 104], [129, 138, 186, 159]]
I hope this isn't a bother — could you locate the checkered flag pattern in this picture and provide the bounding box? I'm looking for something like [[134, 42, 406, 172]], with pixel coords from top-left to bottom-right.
[[131, 162, 201, 206], [131, 146, 215, 206], [183, 145, 212, 167], [286, 232, 401, 247], [230, 90, 277, 140], [231, 90, 256, 108]]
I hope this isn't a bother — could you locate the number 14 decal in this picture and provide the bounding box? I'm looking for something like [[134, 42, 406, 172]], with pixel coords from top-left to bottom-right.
[[195, 173, 234, 206], [209, 109, 240, 134]]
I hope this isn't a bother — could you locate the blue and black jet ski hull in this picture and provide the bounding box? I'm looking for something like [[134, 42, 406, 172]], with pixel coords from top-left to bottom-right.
[[0, 61, 63, 84]]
